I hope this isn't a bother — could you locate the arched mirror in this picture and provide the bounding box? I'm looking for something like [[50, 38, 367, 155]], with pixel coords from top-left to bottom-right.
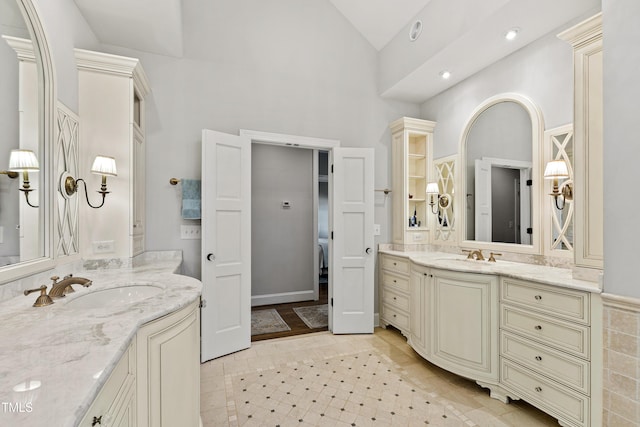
[[460, 93, 543, 254], [0, 0, 53, 281]]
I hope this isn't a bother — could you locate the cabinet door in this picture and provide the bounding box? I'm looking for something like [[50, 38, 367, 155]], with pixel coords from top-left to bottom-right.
[[430, 269, 499, 382], [410, 266, 429, 356], [137, 301, 200, 427]]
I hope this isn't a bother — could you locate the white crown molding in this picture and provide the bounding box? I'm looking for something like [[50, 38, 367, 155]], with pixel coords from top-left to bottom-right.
[[2, 35, 35, 62], [557, 12, 602, 48], [74, 48, 151, 95], [390, 117, 436, 135]]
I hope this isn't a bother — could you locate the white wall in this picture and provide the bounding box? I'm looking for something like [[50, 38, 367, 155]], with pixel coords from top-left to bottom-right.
[[32, 0, 99, 111], [602, 0, 640, 298], [251, 144, 314, 301], [421, 30, 575, 158], [103, 0, 420, 279]]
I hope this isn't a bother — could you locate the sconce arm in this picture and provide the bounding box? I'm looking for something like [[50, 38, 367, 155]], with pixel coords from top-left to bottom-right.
[[75, 178, 108, 209]]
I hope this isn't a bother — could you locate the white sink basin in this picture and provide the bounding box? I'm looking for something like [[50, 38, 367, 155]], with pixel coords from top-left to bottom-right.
[[65, 284, 163, 309]]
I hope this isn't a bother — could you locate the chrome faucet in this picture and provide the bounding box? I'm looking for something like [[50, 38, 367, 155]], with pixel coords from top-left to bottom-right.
[[48, 274, 93, 298]]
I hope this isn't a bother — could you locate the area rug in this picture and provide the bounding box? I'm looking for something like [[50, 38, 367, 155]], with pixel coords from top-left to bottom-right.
[[293, 304, 328, 329], [251, 309, 291, 336]]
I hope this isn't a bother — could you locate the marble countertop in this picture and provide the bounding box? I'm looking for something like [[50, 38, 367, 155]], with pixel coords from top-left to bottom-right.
[[379, 249, 601, 293], [0, 252, 202, 426]]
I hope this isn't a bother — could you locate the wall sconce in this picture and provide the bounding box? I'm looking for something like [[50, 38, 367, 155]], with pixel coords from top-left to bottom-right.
[[544, 159, 573, 210], [7, 149, 39, 208], [60, 155, 117, 209], [426, 182, 440, 214], [427, 182, 451, 215]]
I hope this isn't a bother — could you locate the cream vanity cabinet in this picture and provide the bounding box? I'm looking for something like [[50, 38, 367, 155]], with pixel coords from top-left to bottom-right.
[[409, 263, 430, 356], [80, 300, 200, 427], [429, 268, 500, 386], [79, 341, 137, 427], [136, 300, 201, 427], [379, 254, 411, 335], [390, 118, 436, 247], [500, 278, 599, 427], [76, 48, 150, 259]]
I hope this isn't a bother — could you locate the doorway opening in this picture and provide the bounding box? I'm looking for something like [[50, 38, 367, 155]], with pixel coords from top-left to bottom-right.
[[249, 145, 330, 341]]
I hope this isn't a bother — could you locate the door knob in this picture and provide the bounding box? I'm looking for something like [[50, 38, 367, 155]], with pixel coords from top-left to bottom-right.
[[206, 253, 215, 261], [365, 247, 372, 254]]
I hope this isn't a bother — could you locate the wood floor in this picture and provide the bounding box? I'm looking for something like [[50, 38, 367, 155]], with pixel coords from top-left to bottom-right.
[[251, 280, 328, 342]]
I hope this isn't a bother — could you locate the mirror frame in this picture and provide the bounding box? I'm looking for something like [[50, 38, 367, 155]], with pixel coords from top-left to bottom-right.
[[457, 93, 544, 255], [0, 0, 55, 284]]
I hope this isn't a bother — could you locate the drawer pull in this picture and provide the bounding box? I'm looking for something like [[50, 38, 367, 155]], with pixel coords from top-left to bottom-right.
[[535, 356, 542, 361], [534, 295, 542, 300], [393, 314, 397, 318], [92, 416, 102, 426], [534, 325, 542, 330], [393, 262, 397, 266], [535, 387, 542, 393], [393, 297, 397, 300], [393, 279, 397, 283]]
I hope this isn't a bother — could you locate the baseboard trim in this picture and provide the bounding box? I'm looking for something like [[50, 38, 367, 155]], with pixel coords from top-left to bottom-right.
[[252, 290, 315, 307]]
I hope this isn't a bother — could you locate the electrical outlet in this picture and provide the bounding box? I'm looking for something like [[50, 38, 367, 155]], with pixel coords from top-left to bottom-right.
[[373, 224, 381, 236], [93, 240, 115, 253], [181, 225, 201, 240]]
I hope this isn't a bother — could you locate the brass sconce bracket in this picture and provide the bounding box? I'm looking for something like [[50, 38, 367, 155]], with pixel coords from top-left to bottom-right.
[[59, 171, 110, 209], [0, 170, 19, 179]]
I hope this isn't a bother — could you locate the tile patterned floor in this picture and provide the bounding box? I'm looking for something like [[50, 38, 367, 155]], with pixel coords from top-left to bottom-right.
[[201, 328, 559, 426]]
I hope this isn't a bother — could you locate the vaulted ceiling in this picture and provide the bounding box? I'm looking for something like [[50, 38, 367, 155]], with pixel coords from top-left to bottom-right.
[[71, 0, 600, 103]]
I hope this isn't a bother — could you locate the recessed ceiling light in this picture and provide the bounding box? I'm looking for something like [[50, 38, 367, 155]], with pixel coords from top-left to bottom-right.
[[439, 70, 451, 80], [409, 20, 423, 42], [505, 28, 519, 41]]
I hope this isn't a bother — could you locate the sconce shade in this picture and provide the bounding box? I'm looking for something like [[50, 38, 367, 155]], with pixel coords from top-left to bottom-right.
[[9, 149, 39, 172], [90, 155, 117, 176], [544, 160, 569, 179], [426, 182, 440, 194]]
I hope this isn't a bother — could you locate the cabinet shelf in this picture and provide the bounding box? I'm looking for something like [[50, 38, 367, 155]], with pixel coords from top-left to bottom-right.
[[409, 153, 426, 159], [409, 175, 426, 179], [409, 198, 426, 202]]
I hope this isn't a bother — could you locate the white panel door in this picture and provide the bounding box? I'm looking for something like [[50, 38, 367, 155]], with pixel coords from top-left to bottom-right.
[[201, 130, 251, 362], [474, 158, 492, 241], [330, 148, 374, 334]]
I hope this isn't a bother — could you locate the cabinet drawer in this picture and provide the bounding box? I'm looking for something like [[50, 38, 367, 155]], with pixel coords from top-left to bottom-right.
[[381, 287, 410, 312], [380, 255, 410, 275], [501, 359, 589, 427], [501, 331, 589, 395], [501, 278, 590, 324], [381, 304, 409, 331], [381, 271, 410, 293], [501, 305, 590, 359]]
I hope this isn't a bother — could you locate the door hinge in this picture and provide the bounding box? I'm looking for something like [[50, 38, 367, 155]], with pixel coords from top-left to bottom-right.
[[331, 231, 334, 240], [526, 227, 533, 235], [331, 164, 334, 173], [330, 298, 333, 307], [199, 299, 207, 308], [526, 179, 533, 186]]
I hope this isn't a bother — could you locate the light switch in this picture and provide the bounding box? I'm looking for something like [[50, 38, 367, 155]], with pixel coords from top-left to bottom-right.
[[282, 201, 291, 208], [373, 224, 381, 236]]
